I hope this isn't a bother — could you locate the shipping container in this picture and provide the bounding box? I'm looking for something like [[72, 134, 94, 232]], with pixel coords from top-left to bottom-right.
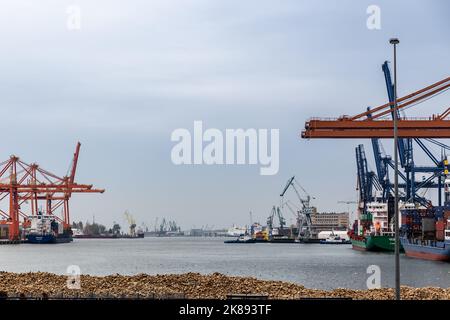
[[0, 225, 9, 239], [444, 211, 450, 219], [436, 230, 445, 241], [436, 221, 446, 231], [422, 218, 436, 232], [422, 230, 436, 240]]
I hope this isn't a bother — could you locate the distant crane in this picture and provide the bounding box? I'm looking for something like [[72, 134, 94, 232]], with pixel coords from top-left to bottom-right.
[[168, 220, 179, 232], [338, 200, 358, 225], [337, 200, 357, 211], [124, 210, 136, 237], [160, 218, 167, 233], [281, 201, 302, 226], [280, 176, 314, 210], [267, 206, 276, 230], [266, 206, 286, 231], [282, 200, 299, 217], [280, 176, 314, 240], [276, 207, 286, 229]]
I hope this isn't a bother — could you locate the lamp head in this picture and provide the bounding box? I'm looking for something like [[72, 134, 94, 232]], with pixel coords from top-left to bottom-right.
[[389, 38, 400, 45]]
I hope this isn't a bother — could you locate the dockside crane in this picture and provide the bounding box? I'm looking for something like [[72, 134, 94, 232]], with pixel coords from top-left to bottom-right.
[[160, 218, 167, 233], [302, 75, 450, 138], [280, 176, 313, 210], [266, 206, 276, 231], [276, 207, 286, 229], [124, 210, 136, 236], [282, 200, 300, 217], [280, 176, 314, 240], [0, 142, 104, 240], [302, 62, 450, 208]]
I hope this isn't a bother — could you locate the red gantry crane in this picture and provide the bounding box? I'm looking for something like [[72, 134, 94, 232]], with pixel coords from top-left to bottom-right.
[[0, 142, 104, 241], [301, 76, 450, 139]]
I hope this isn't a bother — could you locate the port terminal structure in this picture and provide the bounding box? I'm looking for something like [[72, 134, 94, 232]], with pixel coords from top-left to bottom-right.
[[0, 142, 104, 241], [302, 61, 449, 210]]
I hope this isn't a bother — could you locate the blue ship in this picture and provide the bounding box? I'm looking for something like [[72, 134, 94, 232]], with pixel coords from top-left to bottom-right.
[[400, 177, 450, 261], [401, 237, 450, 261], [26, 212, 73, 244], [26, 233, 73, 244]]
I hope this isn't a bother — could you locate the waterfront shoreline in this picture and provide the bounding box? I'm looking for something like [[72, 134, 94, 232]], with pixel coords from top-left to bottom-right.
[[0, 271, 449, 300]]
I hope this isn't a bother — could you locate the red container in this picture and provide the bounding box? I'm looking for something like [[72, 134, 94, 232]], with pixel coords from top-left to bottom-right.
[[436, 221, 446, 231], [402, 216, 413, 225], [436, 230, 445, 241]]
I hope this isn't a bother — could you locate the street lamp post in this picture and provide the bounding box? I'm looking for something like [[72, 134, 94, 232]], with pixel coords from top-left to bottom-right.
[[389, 37, 400, 301]]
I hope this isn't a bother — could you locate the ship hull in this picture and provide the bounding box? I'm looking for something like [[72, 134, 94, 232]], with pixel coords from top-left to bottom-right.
[[26, 234, 73, 244], [270, 238, 296, 243], [320, 240, 351, 244], [224, 239, 256, 244], [351, 235, 401, 252], [400, 238, 450, 261], [297, 238, 321, 244]]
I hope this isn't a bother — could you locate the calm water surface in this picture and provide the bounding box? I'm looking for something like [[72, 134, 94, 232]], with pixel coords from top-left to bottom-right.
[[0, 237, 449, 290]]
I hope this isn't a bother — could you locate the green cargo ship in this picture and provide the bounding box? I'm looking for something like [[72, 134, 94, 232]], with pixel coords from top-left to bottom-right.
[[351, 235, 399, 252], [350, 202, 404, 252]]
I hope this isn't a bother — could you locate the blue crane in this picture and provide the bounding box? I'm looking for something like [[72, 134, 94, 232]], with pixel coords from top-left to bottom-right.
[[364, 61, 449, 208]]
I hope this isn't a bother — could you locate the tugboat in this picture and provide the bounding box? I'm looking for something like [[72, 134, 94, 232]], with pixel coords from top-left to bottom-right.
[[320, 231, 351, 244], [400, 176, 450, 261], [26, 212, 73, 244], [224, 235, 256, 244], [137, 227, 145, 238]]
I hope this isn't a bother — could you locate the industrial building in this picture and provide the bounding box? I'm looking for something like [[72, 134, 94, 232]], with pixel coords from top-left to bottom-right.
[[310, 212, 349, 232]]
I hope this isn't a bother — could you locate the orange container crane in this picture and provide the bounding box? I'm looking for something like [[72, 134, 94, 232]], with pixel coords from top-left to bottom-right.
[[0, 142, 104, 240], [301, 76, 450, 139]]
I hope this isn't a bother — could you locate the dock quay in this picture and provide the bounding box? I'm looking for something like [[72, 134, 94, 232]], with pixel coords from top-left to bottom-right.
[[0, 240, 27, 245]]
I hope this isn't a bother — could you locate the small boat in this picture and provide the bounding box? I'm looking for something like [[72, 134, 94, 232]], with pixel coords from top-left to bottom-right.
[[320, 233, 351, 244], [226, 225, 247, 237], [224, 235, 256, 244]]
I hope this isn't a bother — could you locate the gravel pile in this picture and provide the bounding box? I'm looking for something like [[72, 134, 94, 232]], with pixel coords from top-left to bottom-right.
[[0, 271, 449, 300]]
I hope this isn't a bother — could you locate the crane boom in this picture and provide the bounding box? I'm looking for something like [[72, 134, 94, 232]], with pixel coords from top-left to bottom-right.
[[282, 201, 298, 217], [69, 142, 81, 185], [302, 75, 450, 139], [280, 176, 312, 209], [280, 176, 295, 197]]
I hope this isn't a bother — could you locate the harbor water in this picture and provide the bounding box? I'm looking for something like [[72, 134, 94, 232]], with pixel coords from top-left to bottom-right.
[[0, 237, 449, 290]]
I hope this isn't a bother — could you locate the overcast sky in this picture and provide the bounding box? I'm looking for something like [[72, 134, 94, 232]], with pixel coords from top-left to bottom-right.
[[0, 0, 448, 230]]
